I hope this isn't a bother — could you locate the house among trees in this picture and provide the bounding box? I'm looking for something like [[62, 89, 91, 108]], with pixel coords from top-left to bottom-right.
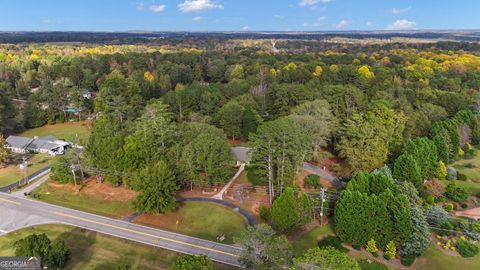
[[231, 146, 251, 167], [5, 135, 70, 156]]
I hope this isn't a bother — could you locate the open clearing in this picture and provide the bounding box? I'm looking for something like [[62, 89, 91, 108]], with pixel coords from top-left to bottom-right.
[[135, 201, 248, 244], [0, 224, 235, 270], [20, 121, 90, 143], [0, 154, 54, 188], [31, 179, 136, 218], [31, 180, 248, 243]]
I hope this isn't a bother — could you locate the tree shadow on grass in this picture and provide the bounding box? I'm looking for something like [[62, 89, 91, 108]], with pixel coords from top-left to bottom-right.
[[57, 227, 97, 269]]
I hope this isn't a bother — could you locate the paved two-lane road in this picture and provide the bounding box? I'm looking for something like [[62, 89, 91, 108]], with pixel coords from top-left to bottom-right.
[[0, 192, 242, 267]]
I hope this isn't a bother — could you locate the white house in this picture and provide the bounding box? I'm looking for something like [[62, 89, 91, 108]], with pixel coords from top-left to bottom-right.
[[5, 135, 70, 156]]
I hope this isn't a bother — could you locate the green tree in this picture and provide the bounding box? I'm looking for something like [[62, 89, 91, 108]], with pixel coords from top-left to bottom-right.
[[179, 128, 233, 188], [271, 188, 300, 233], [0, 134, 9, 165], [403, 137, 439, 180], [290, 99, 336, 159], [50, 157, 73, 184], [298, 192, 314, 225], [241, 106, 260, 139], [435, 161, 447, 180], [346, 172, 370, 194], [133, 160, 179, 214], [236, 224, 292, 270], [15, 233, 70, 270], [217, 100, 244, 140], [290, 247, 360, 270], [336, 103, 395, 172], [433, 135, 449, 164], [399, 205, 430, 257], [169, 255, 214, 270], [393, 154, 422, 189]]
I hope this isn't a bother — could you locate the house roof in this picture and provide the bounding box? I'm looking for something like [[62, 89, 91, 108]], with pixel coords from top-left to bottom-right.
[[5, 136, 34, 149], [27, 139, 61, 151], [5, 135, 67, 152], [231, 146, 251, 163]]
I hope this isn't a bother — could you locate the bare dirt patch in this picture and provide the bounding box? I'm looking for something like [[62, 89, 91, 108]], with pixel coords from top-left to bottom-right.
[[454, 205, 480, 220]]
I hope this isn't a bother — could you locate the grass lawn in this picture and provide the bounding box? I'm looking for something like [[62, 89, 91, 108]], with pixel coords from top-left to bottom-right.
[[20, 121, 90, 144], [292, 224, 334, 256], [411, 243, 480, 270], [31, 180, 135, 219], [136, 202, 248, 244], [0, 154, 54, 188], [0, 224, 235, 270]]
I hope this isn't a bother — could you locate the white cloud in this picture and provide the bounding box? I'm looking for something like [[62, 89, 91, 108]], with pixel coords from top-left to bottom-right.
[[242, 26, 251, 30], [299, 0, 334, 6], [392, 6, 412, 15], [274, 15, 285, 20], [178, 0, 223, 13], [366, 21, 372, 26], [192, 16, 203, 21], [387, 19, 417, 30], [333, 19, 351, 29], [149, 4, 166, 12]]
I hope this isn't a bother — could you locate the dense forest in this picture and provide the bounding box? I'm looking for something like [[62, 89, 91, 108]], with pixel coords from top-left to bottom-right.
[[2, 36, 480, 267]]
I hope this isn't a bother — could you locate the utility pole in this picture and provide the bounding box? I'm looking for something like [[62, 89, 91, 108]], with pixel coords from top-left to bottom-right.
[[70, 164, 77, 188], [319, 188, 326, 226], [19, 156, 28, 186]]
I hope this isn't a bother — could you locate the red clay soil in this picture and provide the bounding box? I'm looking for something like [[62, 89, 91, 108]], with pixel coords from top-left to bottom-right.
[[48, 178, 138, 202], [227, 139, 246, 145], [454, 206, 480, 220]]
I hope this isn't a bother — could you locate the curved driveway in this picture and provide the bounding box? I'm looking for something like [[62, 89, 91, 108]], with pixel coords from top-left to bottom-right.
[[0, 193, 242, 267]]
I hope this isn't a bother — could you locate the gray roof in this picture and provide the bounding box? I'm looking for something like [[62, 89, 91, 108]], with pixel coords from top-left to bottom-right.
[[5, 135, 65, 152], [231, 146, 251, 163], [5, 136, 34, 149], [39, 135, 57, 141], [27, 139, 61, 151]]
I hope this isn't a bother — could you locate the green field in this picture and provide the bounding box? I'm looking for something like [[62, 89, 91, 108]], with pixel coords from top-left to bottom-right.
[[30, 180, 135, 219], [136, 202, 248, 244], [0, 154, 54, 188], [20, 121, 90, 144], [0, 224, 235, 270]]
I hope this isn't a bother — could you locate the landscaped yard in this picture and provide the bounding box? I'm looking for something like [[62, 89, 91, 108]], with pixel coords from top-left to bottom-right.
[[135, 202, 248, 244], [0, 224, 235, 270], [30, 179, 136, 219], [0, 153, 54, 188], [20, 121, 90, 143], [292, 224, 334, 256], [450, 151, 480, 194], [411, 243, 480, 270]]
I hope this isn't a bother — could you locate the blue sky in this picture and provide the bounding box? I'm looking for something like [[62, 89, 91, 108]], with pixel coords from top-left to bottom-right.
[[1, 0, 479, 31]]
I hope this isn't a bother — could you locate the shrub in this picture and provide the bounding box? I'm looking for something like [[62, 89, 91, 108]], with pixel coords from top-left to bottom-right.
[[384, 240, 396, 260], [426, 205, 450, 226], [318, 236, 349, 253], [457, 173, 467, 181], [446, 167, 457, 180], [436, 221, 454, 236], [258, 205, 271, 222], [445, 181, 469, 202], [426, 194, 435, 205], [400, 254, 416, 266], [366, 239, 378, 257], [358, 260, 388, 270], [456, 238, 479, 258], [444, 203, 454, 212], [352, 244, 362, 250], [461, 203, 468, 209], [304, 174, 321, 189], [424, 180, 445, 199]]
